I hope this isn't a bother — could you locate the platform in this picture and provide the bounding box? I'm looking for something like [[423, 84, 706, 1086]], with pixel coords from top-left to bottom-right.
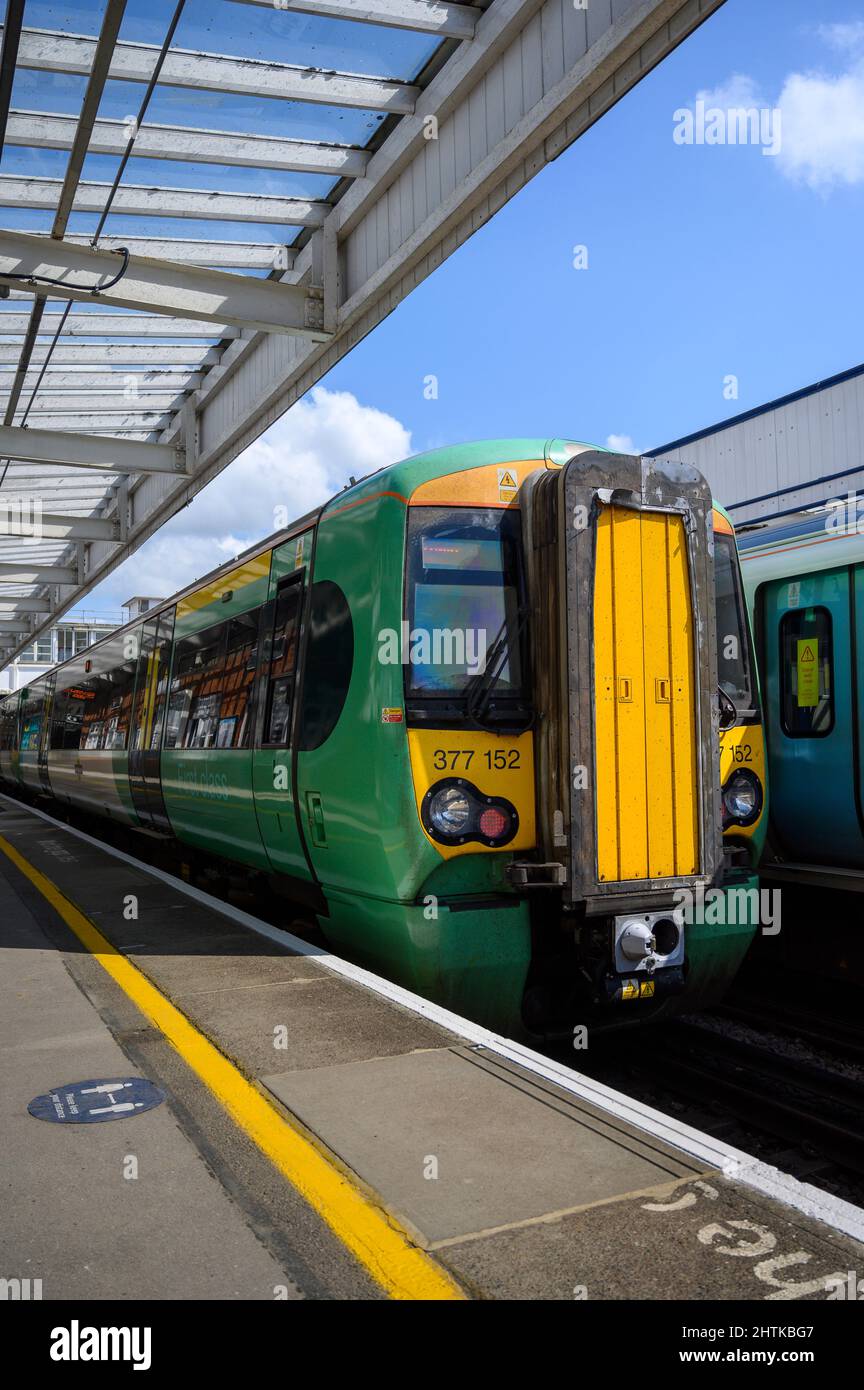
[[1, 792, 862, 1302]]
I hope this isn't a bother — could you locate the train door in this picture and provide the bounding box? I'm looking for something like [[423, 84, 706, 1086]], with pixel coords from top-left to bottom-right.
[[251, 557, 311, 884], [761, 567, 862, 865], [128, 610, 174, 832]]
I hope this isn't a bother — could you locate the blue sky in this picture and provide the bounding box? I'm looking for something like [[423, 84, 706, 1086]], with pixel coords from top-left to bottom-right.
[[24, 0, 862, 615]]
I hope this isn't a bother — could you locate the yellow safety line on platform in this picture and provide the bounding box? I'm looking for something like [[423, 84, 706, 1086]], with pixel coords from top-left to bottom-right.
[[0, 833, 464, 1302]]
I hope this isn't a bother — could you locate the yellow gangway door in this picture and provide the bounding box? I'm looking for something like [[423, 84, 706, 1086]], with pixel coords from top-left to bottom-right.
[[593, 505, 699, 883]]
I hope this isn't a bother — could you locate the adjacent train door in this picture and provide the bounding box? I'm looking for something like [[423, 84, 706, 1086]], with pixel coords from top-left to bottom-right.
[[251, 537, 312, 886], [128, 609, 174, 832], [761, 568, 862, 865]]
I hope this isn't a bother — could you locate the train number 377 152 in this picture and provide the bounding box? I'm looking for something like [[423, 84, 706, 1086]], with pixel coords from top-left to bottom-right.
[[432, 749, 521, 771]]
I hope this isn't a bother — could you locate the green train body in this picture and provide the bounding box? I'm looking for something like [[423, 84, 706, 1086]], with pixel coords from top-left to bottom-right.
[[0, 441, 767, 1035]]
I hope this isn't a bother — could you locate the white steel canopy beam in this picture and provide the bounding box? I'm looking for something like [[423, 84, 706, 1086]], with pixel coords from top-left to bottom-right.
[[0, 344, 219, 364], [0, 424, 185, 473], [0, 232, 330, 339], [0, 371, 201, 390], [19, 416, 170, 432], [0, 597, 50, 612], [0, 562, 77, 582], [12, 233, 294, 269], [12, 29, 419, 113], [0, 313, 236, 337], [0, 485, 120, 498], [0, 508, 119, 540], [14, 394, 181, 411], [229, 0, 479, 39], [9, 111, 371, 179], [0, 372, 201, 389], [0, 176, 329, 227]]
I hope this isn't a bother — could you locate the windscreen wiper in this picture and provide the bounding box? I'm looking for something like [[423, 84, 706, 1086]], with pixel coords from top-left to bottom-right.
[[464, 606, 531, 731]]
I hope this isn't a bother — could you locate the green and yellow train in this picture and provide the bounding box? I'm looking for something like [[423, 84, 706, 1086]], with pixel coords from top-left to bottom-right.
[[0, 440, 766, 1035]]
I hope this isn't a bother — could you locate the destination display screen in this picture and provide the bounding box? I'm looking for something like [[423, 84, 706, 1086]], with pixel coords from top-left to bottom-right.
[[421, 536, 503, 573]]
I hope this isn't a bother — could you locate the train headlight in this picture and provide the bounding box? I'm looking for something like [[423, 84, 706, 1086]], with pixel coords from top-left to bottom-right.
[[428, 785, 471, 835], [722, 769, 763, 827], [421, 779, 519, 847]]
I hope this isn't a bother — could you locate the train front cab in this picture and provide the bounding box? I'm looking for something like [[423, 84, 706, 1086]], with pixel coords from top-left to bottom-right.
[[517, 451, 766, 1029], [318, 442, 766, 1037]]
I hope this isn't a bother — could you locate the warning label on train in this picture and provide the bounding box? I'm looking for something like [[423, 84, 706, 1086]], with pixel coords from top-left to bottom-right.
[[796, 638, 819, 707], [28, 1078, 166, 1124], [497, 468, 518, 500]]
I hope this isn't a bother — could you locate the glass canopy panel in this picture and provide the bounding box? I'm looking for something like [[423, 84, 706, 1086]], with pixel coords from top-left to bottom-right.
[[140, 0, 441, 82], [96, 81, 389, 146], [10, 70, 88, 115], [89, 155, 339, 201], [25, 0, 443, 82]]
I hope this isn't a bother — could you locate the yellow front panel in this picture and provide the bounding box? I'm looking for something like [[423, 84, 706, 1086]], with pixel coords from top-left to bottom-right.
[[407, 728, 535, 860], [594, 507, 698, 883], [642, 512, 675, 876], [720, 724, 766, 841]]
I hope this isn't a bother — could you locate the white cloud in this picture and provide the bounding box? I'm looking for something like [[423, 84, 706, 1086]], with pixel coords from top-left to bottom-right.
[[81, 386, 411, 614], [816, 22, 864, 53], [605, 433, 639, 455], [692, 31, 864, 192], [775, 62, 864, 190], [695, 73, 766, 112]]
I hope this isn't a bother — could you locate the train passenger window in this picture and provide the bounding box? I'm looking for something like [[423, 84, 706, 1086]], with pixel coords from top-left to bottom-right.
[[51, 676, 97, 750], [0, 697, 17, 750], [101, 644, 140, 751], [780, 607, 834, 737], [19, 687, 45, 751], [165, 621, 229, 750], [66, 635, 139, 751], [219, 611, 260, 749], [262, 583, 302, 747]]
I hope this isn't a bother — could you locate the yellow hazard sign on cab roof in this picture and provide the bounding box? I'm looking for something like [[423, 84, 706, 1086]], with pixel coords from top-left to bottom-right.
[[497, 467, 518, 501]]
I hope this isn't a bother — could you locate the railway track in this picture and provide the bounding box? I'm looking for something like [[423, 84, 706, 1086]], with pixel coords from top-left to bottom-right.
[[719, 996, 864, 1065], [560, 1013, 864, 1204], [637, 1021, 864, 1174]]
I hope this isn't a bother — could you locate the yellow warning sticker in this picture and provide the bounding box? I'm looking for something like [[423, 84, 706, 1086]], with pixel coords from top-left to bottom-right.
[[497, 467, 518, 501], [622, 978, 654, 1001], [797, 638, 819, 707]]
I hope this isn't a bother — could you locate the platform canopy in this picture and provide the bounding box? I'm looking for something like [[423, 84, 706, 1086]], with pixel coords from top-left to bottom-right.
[[0, 0, 723, 662]]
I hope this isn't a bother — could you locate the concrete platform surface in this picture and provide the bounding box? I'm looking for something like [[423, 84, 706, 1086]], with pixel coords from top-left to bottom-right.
[[1, 795, 863, 1302]]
